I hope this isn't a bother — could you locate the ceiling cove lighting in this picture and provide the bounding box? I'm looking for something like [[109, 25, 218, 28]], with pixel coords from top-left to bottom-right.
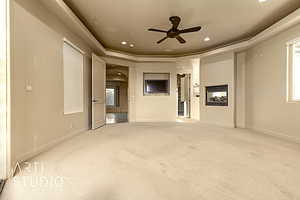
[[121, 41, 127, 45], [204, 37, 210, 42]]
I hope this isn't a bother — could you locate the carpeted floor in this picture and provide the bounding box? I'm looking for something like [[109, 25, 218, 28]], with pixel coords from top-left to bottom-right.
[[2, 122, 300, 200]]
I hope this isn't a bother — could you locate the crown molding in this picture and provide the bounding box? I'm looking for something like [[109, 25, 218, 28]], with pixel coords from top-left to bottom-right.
[[46, 0, 300, 62], [105, 49, 177, 62]]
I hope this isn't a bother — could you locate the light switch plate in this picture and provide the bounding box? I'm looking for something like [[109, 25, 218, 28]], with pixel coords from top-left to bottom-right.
[[26, 85, 33, 92]]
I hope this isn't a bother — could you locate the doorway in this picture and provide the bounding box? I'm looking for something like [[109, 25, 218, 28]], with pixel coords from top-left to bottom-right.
[[106, 65, 129, 124], [177, 74, 191, 118]]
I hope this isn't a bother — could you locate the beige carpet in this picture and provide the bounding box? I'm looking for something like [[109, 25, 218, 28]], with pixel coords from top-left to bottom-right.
[[2, 122, 300, 200]]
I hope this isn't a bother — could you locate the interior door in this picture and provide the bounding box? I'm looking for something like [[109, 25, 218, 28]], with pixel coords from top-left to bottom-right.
[[92, 54, 106, 129]]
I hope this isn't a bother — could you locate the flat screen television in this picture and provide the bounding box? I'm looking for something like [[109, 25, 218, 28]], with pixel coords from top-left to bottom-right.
[[144, 80, 169, 95]]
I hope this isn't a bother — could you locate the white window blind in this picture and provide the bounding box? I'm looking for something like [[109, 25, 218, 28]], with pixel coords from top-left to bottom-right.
[[293, 43, 300, 100], [63, 41, 84, 114]]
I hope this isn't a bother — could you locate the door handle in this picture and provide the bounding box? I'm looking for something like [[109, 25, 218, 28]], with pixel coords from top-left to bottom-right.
[[92, 100, 99, 103]]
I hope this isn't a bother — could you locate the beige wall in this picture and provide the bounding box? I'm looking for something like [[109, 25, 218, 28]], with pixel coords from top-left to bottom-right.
[[102, 58, 178, 122], [191, 59, 201, 120], [236, 52, 246, 128], [200, 52, 235, 127], [245, 23, 300, 141], [11, 0, 93, 164], [103, 58, 200, 122], [134, 62, 177, 122]]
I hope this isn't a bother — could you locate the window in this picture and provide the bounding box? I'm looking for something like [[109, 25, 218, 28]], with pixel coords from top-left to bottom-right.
[[106, 88, 116, 106], [287, 40, 300, 102], [106, 87, 119, 107], [63, 41, 84, 114], [143, 73, 170, 96], [293, 43, 300, 100]]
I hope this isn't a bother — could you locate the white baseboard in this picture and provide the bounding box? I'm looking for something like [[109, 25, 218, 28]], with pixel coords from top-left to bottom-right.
[[135, 119, 177, 123], [16, 128, 89, 164], [249, 126, 300, 144], [199, 120, 235, 128]]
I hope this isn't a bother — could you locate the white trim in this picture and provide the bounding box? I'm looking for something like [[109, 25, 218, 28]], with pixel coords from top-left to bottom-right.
[[135, 119, 177, 123], [0, 0, 11, 180], [63, 38, 85, 55], [249, 126, 300, 145], [55, 0, 106, 53], [105, 50, 177, 62], [199, 121, 235, 128], [286, 40, 300, 103], [249, 8, 300, 47], [43, 1, 300, 62], [287, 44, 291, 102], [16, 128, 88, 164], [292, 42, 300, 101], [64, 111, 84, 115], [286, 36, 300, 46], [6, 0, 11, 179]]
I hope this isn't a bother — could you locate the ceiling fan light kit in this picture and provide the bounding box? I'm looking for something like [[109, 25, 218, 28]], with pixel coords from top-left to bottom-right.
[[148, 16, 202, 44]]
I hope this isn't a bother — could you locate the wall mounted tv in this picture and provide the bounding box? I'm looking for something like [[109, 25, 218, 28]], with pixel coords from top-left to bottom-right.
[[143, 73, 170, 95]]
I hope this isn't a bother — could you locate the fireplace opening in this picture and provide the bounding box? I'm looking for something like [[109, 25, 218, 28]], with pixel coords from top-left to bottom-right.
[[206, 85, 228, 106]]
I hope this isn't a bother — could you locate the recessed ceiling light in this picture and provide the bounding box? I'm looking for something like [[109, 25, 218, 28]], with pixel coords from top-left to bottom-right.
[[117, 72, 121, 76], [129, 44, 134, 48], [258, 0, 268, 2], [121, 41, 127, 45], [204, 37, 210, 42]]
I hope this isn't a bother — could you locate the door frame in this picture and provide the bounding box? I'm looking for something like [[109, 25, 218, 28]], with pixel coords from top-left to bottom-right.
[[0, 0, 11, 179], [176, 73, 191, 118], [105, 64, 130, 124]]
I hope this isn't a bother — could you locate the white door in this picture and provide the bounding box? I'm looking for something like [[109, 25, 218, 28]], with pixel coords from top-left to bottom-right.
[[92, 54, 106, 129]]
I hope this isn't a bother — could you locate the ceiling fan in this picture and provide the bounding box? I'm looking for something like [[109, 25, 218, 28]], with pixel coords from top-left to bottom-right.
[[148, 16, 202, 44]]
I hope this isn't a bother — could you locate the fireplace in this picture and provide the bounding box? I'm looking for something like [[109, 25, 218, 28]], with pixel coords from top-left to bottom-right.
[[206, 85, 228, 106]]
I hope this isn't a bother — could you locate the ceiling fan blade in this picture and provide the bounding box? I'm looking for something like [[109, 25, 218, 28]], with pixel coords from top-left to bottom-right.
[[157, 37, 168, 44], [148, 28, 167, 33], [176, 36, 186, 44], [169, 16, 181, 29], [179, 26, 202, 34]]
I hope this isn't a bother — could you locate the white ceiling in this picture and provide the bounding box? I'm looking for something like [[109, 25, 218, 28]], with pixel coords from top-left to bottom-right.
[[63, 0, 300, 56]]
